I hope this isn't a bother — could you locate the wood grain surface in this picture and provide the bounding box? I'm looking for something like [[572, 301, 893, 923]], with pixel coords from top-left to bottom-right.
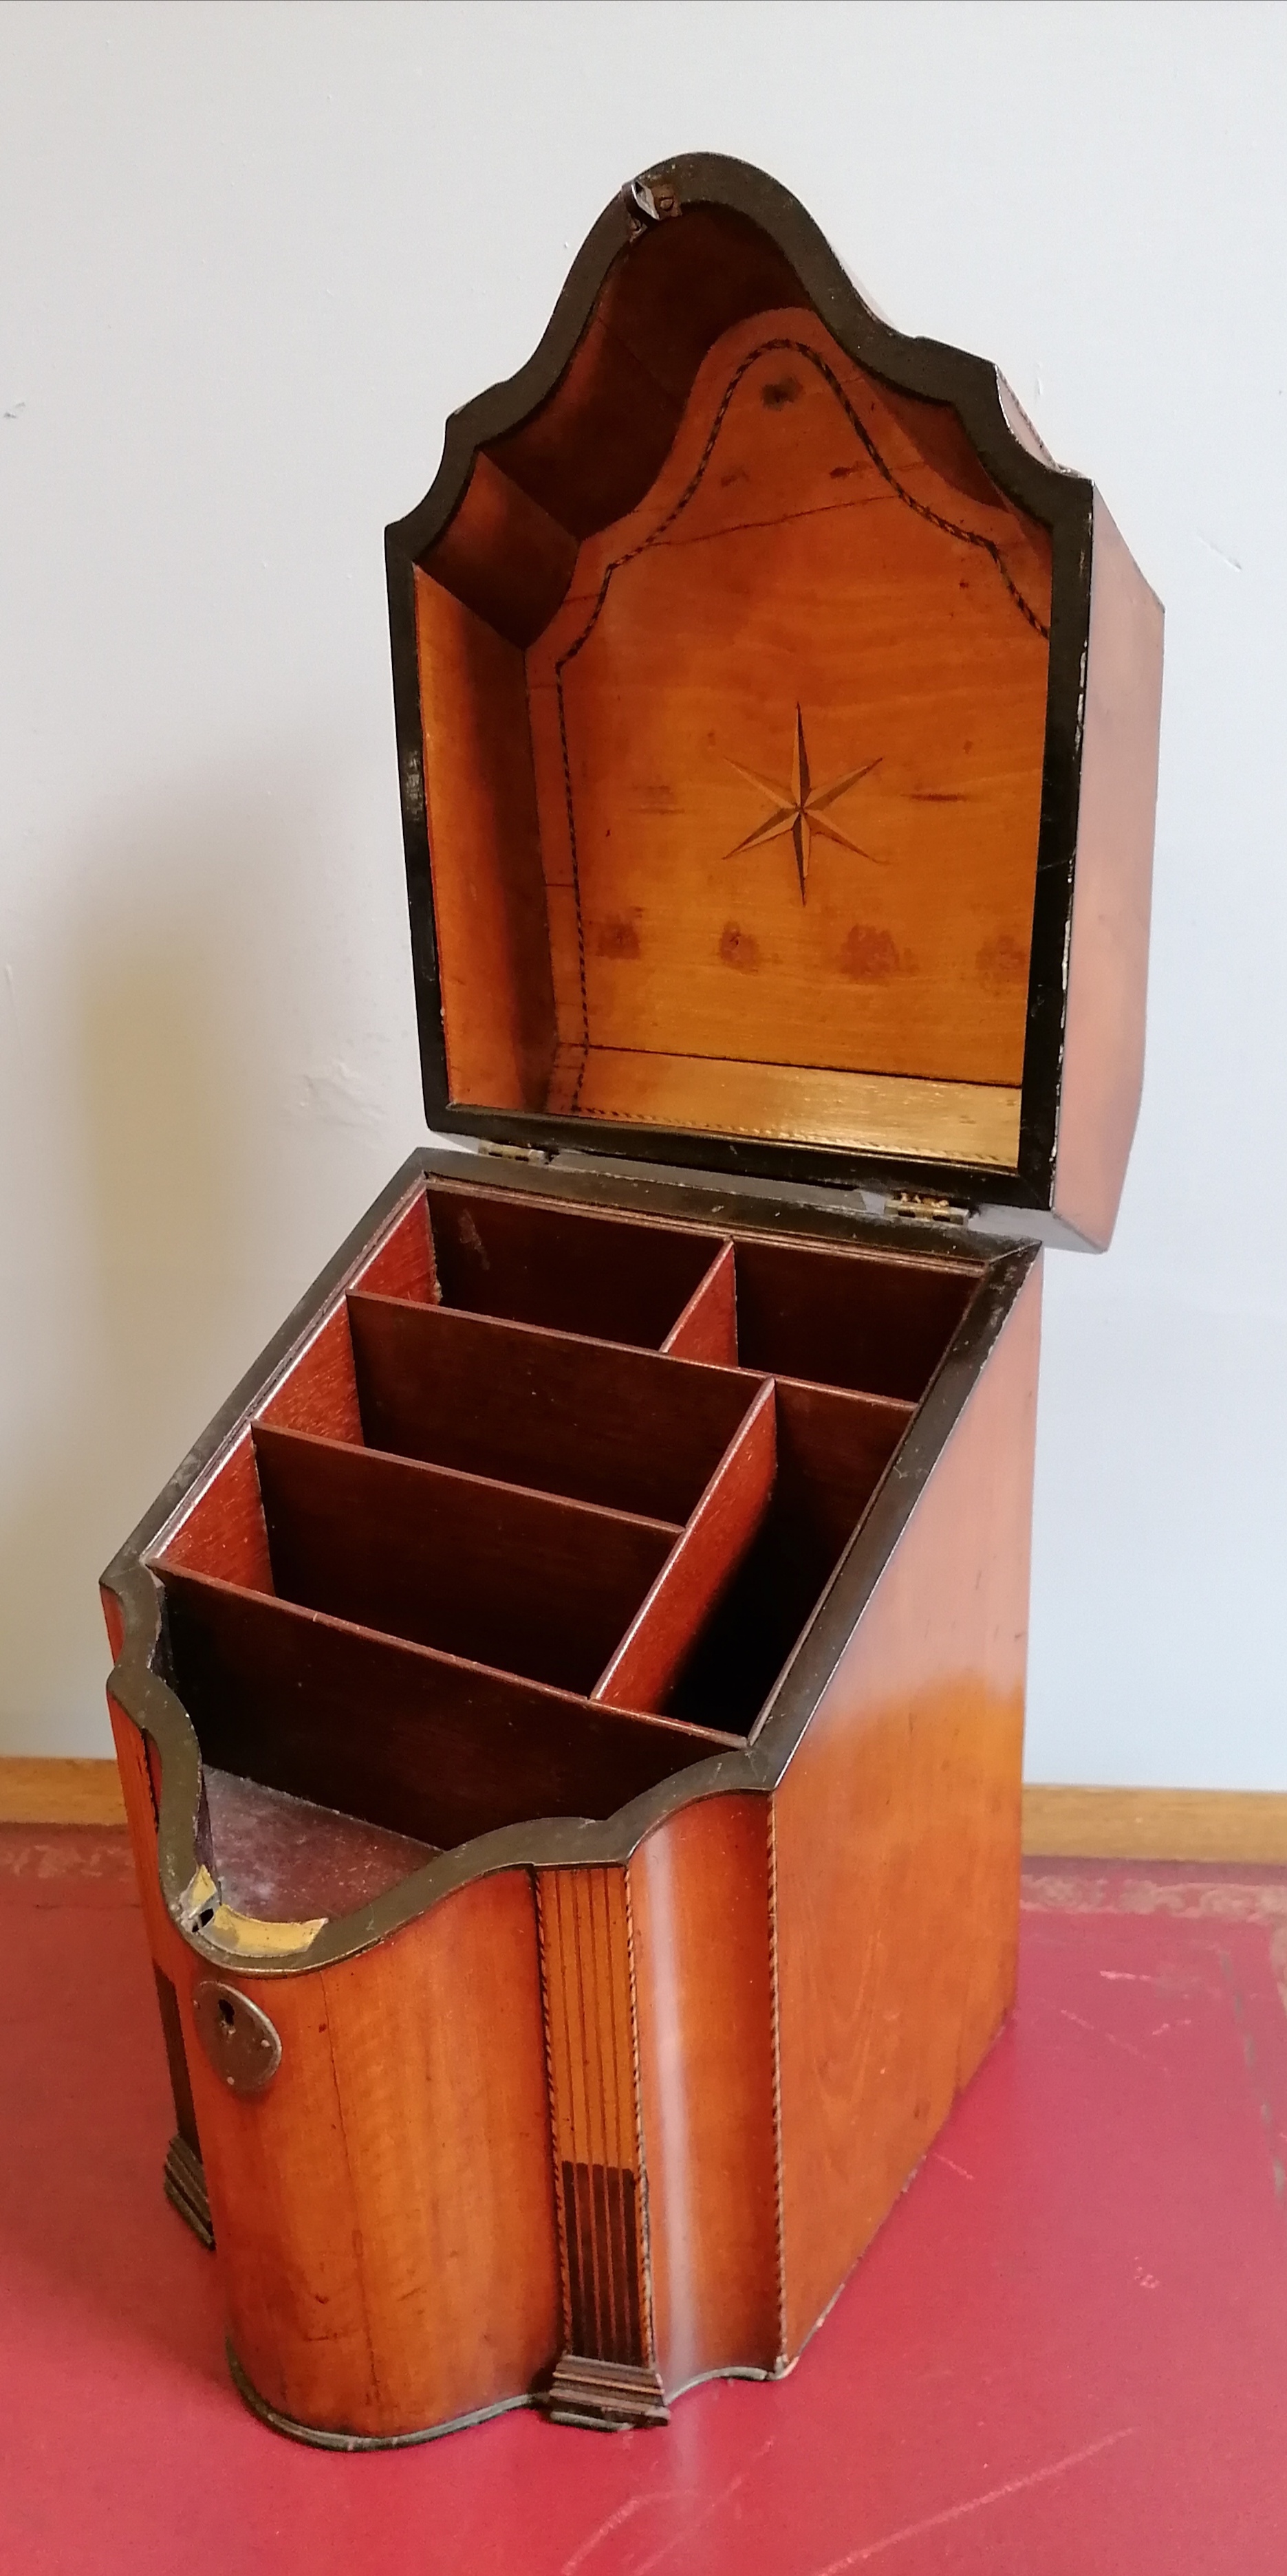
[[159, 1572, 736, 1851], [630, 1792, 780, 2391], [543, 1051, 1023, 1167], [537, 1866, 652, 2372], [347, 1293, 759, 1521], [772, 1256, 1043, 2355], [729, 1232, 980, 1399], [0, 1758, 128, 1825], [594, 1379, 777, 1710], [662, 1241, 738, 1364], [420, 299, 1054, 1166], [195, 1868, 560, 2438], [414, 570, 557, 1113], [249, 1423, 678, 1695], [1051, 495, 1165, 1248], [424, 1183, 717, 1348]]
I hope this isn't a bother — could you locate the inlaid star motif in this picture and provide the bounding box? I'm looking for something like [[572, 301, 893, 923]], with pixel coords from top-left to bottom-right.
[[722, 706, 883, 904]]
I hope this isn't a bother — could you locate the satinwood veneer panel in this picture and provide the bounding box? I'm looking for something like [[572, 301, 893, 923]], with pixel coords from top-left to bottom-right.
[[630, 1793, 780, 2390], [772, 1258, 1041, 2354], [418, 297, 1055, 1168], [193, 1870, 560, 2438], [527, 309, 1050, 1120], [1052, 499, 1164, 1249]]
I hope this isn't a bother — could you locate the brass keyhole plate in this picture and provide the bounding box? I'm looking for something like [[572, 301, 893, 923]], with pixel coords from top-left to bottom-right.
[[192, 1978, 282, 2097]]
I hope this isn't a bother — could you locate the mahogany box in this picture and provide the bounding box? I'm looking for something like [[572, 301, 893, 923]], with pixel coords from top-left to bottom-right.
[[101, 153, 1162, 2447]]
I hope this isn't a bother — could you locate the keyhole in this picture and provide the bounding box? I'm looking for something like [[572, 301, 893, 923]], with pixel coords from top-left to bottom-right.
[[217, 1996, 237, 2035]]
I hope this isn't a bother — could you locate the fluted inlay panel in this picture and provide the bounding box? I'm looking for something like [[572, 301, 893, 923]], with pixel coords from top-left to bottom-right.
[[536, 1866, 651, 2370]]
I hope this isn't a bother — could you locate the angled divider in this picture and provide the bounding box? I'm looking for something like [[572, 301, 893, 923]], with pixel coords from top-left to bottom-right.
[[250, 1423, 679, 1696], [160, 1571, 738, 1853], [423, 1186, 721, 1349], [593, 1380, 777, 1712], [346, 1294, 761, 1522], [664, 1378, 918, 1737], [662, 1242, 737, 1365]]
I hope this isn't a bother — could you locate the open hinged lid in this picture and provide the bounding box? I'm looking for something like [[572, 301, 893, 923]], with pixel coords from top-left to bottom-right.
[[386, 153, 1162, 1251]]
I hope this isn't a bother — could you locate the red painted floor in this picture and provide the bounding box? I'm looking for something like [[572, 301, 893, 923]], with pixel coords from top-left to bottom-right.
[[3, 1831, 1286, 2575]]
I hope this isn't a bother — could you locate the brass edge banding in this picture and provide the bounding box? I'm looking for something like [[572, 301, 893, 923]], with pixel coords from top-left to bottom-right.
[[225, 2342, 532, 2452]]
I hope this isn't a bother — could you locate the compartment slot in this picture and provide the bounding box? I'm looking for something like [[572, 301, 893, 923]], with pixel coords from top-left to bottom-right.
[[593, 1379, 777, 1712], [251, 1423, 678, 1695], [425, 1186, 718, 1349], [730, 1237, 980, 1401], [662, 1241, 737, 1365], [664, 1379, 914, 1736], [161, 1571, 738, 1852], [347, 1294, 763, 1522], [252, 1199, 439, 1450]]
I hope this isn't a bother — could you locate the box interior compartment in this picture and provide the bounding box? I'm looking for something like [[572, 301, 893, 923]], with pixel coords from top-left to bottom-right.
[[146, 1179, 983, 1910]]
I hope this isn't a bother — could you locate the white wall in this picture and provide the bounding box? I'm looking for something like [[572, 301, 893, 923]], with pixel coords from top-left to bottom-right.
[[2, 1, 1283, 1785]]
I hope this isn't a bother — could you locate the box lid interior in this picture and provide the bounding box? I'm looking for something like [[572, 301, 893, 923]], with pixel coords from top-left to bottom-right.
[[386, 154, 1161, 1246]]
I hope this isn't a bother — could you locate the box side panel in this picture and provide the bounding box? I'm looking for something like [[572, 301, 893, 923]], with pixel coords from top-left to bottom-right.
[[773, 1257, 1041, 2356], [1052, 498, 1162, 1247], [180, 1870, 559, 2439], [630, 1793, 779, 2391]]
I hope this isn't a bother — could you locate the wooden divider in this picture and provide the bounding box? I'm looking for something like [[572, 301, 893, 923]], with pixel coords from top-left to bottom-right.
[[662, 1243, 737, 1365], [347, 1296, 762, 1522], [249, 1424, 678, 1696], [731, 1237, 981, 1401], [667, 1378, 915, 1736], [161, 1571, 739, 1853], [593, 1381, 777, 1712], [424, 1186, 720, 1350]]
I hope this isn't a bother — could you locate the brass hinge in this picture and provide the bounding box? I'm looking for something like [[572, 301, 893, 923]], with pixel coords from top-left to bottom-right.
[[475, 1139, 554, 1166], [884, 1192, 972, 1226]]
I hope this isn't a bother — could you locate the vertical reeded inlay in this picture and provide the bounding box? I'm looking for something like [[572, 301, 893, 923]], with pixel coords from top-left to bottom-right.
[[536, 1866, 651, 2369]]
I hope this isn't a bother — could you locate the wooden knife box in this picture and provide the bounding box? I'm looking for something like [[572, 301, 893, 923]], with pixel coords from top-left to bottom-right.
[[101, 153, 1162, 2447]]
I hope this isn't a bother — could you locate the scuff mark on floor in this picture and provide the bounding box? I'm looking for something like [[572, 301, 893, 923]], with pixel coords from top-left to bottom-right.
[[623, 2437, 778, 2576], [799, 2425, 1136, 2572], [559, 2491, 669, 2576]]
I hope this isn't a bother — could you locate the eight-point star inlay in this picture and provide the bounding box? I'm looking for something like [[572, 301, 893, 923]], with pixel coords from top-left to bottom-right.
[[722, 706, 883, 903]]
